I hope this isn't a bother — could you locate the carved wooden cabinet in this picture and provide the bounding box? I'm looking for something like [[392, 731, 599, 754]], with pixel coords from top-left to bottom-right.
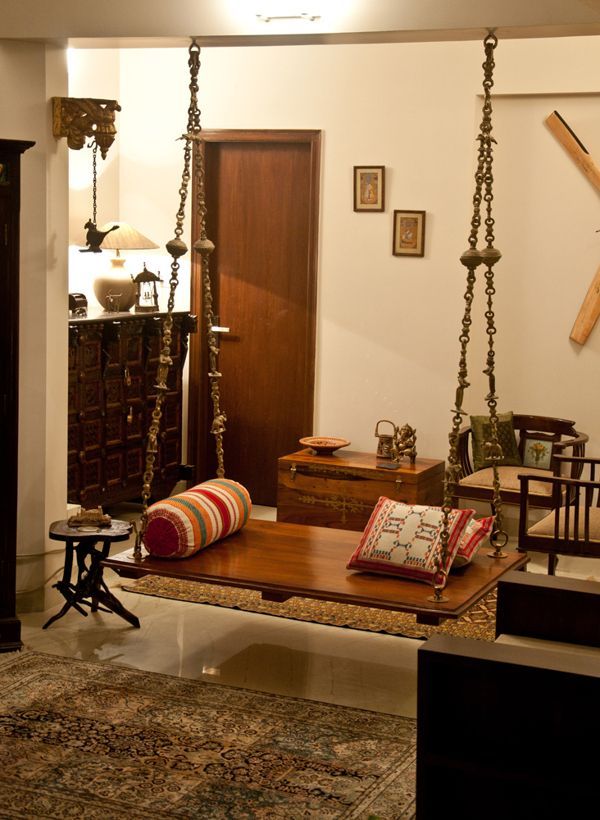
[[0, 138, 34, 652], [68, 311, 196, 509]]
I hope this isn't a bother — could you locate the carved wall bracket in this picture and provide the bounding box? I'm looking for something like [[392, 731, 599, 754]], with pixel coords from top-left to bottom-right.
[[52, 97, 121, 159]]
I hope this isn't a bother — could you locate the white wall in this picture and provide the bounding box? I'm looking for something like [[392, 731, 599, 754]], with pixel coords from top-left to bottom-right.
[[76, 37, 600, 466], [0, 41, 69, 610]]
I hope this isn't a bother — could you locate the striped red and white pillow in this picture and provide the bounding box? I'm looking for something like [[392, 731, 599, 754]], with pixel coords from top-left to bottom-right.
[[453, 515, 495, 567], [144, 478, 252, 558]]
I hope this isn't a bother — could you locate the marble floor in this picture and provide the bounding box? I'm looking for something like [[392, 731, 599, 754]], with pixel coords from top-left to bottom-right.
[[17, 506, 600, 720]]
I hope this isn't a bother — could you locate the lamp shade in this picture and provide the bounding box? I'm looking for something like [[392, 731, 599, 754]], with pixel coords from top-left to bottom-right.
[[93, 221, 159, 312], [97, 221, 159, 251]]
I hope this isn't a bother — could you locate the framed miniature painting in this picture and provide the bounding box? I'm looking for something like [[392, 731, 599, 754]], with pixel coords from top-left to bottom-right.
[[522, 436, 554, 470], [353, 166, 385, 211], [393, 210, 426, 256]]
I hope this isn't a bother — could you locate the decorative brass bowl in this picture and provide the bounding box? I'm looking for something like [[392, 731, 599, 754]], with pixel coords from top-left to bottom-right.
[[299, 436, 351, 455]]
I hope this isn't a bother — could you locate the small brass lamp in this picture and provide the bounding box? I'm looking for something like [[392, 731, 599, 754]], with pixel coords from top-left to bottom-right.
[[133, 265, 161, 313]]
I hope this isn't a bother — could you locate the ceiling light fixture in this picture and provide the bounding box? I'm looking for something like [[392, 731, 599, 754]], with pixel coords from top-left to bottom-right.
[[256, 12, 320, 22]]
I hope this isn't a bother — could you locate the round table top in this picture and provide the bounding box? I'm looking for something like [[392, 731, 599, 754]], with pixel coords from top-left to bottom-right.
[[48, 519, 133, 542]]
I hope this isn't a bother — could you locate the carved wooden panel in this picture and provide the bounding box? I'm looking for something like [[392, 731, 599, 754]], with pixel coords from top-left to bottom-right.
[[67, 312, 196, 508]]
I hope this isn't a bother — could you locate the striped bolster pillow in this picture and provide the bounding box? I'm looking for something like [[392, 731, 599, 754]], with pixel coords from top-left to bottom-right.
[[144, 479, 252, 558]]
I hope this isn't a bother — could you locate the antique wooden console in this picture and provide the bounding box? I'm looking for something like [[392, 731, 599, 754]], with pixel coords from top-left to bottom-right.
[[277, 449, 444, 531], [67, 310, 196, 508]]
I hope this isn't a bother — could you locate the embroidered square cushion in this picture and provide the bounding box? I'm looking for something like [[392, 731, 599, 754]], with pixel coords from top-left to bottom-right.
[[452, 515, 495, 568], [347, 498, 474, 585], [470, 411, 521, 472], [144, 478, 252, 558]]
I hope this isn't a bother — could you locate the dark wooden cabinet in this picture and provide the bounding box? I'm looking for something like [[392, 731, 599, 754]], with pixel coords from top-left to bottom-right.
[[68, 311, 196, 509], [0, 138, 34, 652]]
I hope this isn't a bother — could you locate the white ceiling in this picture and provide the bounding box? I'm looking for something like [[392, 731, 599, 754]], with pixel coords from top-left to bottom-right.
[[3, 0, 600, 47]]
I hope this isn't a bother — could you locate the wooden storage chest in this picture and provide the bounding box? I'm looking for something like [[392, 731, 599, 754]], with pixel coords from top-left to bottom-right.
[[277, 449, 445, 531]]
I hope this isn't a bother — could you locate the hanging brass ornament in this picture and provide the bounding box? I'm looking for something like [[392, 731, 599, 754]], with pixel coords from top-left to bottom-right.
[[79, 139, 119, 253], [52, 96, 122, 253]]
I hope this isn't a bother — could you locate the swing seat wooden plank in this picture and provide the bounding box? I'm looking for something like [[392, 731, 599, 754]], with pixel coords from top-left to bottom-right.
[[103, 519, 527, 625]]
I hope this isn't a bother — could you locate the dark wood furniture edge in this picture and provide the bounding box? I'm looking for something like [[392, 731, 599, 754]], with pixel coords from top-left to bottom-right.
[[417, 573, 600, 818], [496, 570, 600, 647], [1, 139, 35, 653]]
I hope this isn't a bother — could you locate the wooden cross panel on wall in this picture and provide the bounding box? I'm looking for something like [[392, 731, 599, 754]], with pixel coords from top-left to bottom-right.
[[546, 110, 600, 345]]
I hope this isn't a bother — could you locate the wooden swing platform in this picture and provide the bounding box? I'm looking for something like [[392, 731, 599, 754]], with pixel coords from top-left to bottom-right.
[[103, 519, 527, 625]]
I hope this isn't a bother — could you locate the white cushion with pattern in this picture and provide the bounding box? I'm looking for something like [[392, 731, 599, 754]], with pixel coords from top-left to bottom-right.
[[347, 498, 474, 586]]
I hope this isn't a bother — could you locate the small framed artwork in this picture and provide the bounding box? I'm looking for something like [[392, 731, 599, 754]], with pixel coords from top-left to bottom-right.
[[353, 166, 385, 212], [393, 210, 426, 257], [522, 436, 554, 470]]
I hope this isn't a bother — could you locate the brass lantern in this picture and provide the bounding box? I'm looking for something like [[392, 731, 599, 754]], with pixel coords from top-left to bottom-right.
[[133, 265, 161, 313]]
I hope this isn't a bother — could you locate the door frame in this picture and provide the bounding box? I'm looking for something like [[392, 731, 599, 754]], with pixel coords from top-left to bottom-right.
[[187, 129, 321, 484]]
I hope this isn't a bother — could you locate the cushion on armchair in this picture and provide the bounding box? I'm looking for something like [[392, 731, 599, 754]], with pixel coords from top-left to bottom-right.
[[527, 506, 600, 543], [347, 498, 474, 585], [470, 411, 521, 472], [144, 478, 252, 558], [458, 465, 553, 496]]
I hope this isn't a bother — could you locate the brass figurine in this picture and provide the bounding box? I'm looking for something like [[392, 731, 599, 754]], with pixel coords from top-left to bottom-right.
[[393, 423, 417, 464], [375, 419, 417, 463]]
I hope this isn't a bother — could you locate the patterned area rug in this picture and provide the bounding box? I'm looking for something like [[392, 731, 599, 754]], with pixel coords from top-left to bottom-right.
[[122, 576, 497, 641], [0, 651, 416, 819]]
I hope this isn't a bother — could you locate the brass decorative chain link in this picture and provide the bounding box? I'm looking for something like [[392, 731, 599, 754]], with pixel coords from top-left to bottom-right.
[[434, 33, 507, 601], [91, 140, 98, 225], [192, 135, 226, 478], [134, 40, 224, 558]]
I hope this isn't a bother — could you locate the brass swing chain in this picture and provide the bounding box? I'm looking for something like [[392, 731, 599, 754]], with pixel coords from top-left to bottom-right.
[[134, 40, 225, 558], [433, 33, 507, 601], [192, 114, 226, 479], [91, 140, 98, 225]]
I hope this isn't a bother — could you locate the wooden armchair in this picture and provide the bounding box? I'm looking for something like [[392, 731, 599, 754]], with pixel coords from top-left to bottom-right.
[[453, 414, 588, 511], [518, 455, 600, 574]]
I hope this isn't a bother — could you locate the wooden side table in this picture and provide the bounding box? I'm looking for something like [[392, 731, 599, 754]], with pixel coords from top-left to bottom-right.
[[43, 519, 140, 630], [277, 449, 445, 531]]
